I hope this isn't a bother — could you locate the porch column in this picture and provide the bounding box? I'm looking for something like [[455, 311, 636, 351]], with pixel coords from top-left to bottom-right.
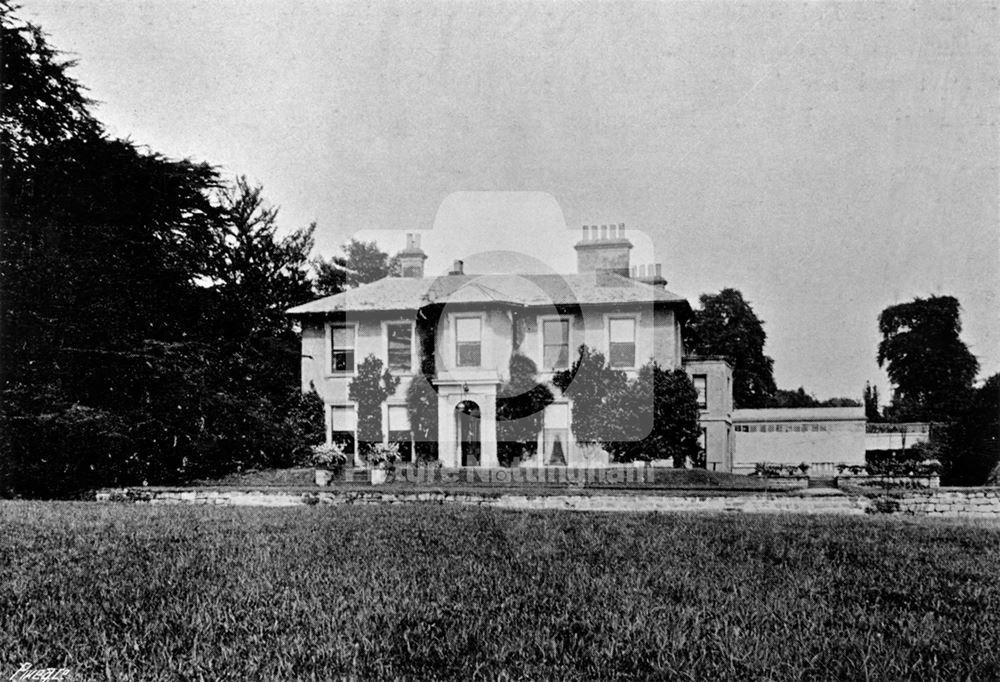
[[437, 394, 459, 468], [479, 392, 499, 468]]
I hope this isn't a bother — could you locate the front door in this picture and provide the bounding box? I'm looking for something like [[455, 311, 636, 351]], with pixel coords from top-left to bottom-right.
[[456, 401, 481, 467]]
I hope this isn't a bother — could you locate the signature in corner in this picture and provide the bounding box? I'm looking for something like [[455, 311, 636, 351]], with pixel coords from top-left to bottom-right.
[[9, 663, 73, 681]]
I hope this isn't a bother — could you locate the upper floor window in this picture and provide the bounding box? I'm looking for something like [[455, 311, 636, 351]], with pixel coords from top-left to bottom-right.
[[542, 319, 570, 369], [456, 317, 482, 367], [386, 322, 413, 373], [330, 324, 356, 374], [608, 317, 636, 368], [693, 374, 708, 409]]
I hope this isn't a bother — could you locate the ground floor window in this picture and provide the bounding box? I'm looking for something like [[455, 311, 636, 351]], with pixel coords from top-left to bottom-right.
[[387, 404, 413, 463], [543, 403, 571, 466], [331, 404, 356, 457]]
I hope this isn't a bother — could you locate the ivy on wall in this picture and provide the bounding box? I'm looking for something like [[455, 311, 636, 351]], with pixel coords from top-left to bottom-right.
[[496, 353, 554, 466], [406, 306, 442, 462]]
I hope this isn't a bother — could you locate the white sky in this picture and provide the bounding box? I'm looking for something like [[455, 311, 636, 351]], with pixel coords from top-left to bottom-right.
[[22, 0, 999, 402]]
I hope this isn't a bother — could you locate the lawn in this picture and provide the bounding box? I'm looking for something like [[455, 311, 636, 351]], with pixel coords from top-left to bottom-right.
[[2, 503, 999, 681]]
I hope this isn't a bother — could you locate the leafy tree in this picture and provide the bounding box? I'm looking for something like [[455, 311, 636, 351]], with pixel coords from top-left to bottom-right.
[[686, 289, 776, 408], [313, 255, 351, 297], [552, 345, 627, 444], [604, 363, 701, 466], [553, 347, 700, 466], [348, 354, 400, 460], [819, 397, 861, 407], [766, 387, 861, 409], [496, 353, 554, 466], [767, 387, 820, 408], [936, 374, 1000, 485], [877, 296, 978, 421], [314, 238, 397, 296]]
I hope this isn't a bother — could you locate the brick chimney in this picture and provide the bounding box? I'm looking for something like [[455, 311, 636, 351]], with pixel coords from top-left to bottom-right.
[[574, 223, 633, 277], [449, 259, 464, 275], [397, 233, 427, 278]]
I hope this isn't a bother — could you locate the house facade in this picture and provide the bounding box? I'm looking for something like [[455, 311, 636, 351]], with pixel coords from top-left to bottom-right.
[[288, 226, 735, 469]]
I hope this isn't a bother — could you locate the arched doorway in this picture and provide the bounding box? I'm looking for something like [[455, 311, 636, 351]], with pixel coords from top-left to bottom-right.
[[455, 401, 481, 467]]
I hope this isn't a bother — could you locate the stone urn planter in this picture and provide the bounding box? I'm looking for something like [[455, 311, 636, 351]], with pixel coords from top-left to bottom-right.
[[310, 443, 347, 487], [368, 443, 400, 486]]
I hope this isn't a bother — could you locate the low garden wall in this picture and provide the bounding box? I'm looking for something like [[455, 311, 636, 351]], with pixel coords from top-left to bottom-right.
[[94, 485, 1000, 519], [94, 488, 864, 514], [866, 488, 1000, 518]]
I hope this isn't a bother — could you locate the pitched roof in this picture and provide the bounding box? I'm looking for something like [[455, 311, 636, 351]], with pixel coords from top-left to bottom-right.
[[287, 272, 690, 315]]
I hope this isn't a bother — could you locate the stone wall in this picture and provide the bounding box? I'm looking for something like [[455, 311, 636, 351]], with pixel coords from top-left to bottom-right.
[[870, 488, 1000, 518], [95, 488, 860, 514], [94, 486, 1000, 519]]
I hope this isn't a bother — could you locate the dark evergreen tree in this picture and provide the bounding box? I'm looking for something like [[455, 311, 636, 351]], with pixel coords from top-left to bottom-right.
[[0, 7, 324, 496], [864, 382, 882, 422]]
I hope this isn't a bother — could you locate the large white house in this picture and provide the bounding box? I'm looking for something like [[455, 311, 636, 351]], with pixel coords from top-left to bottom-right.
[[287, 225, 737, 470]]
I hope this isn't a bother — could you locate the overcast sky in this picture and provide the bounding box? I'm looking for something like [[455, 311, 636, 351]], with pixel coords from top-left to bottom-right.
[[23, 0, 999, 402]]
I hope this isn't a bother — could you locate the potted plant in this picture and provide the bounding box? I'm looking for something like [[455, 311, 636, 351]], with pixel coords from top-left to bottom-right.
[[311, 442, 347, 487], [368, 442, 400, 485]]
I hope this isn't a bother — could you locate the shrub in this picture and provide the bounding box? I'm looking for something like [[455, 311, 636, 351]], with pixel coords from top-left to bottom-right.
[[753, 462, 784, 478]]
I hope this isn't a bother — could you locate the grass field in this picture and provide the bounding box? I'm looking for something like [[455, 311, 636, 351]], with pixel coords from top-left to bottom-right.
[[2, 503, 999, 680]]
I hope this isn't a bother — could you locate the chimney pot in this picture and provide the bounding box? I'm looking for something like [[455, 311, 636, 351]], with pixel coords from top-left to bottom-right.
[[630, 265, 637, 278], [581, 225, 588, 241], [451, 259, 464, 275], [655, 264, 662, 277], [600, 225, 608, 239]]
